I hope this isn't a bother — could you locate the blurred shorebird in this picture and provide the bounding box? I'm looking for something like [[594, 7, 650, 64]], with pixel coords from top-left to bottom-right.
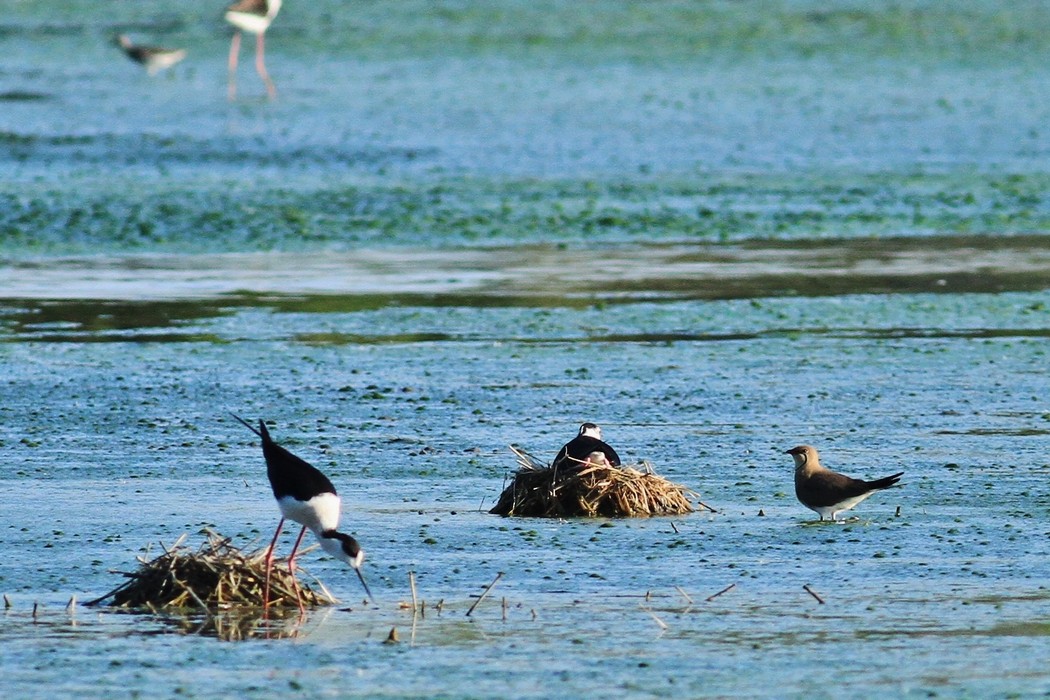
[[233, 414, 374, 611], [553, 422, 622, 473], [224, 0, 282, 100], [114, 34, 186, 76], [787, 445, 903, 521]]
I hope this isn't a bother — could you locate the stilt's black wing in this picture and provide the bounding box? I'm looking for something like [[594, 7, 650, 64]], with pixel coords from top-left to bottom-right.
[[553, 435, 621, 468]]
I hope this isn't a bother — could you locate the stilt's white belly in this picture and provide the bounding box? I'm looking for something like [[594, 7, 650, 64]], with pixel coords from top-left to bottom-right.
[[277, 493, 341, 533], [225, 11, 272, 34]]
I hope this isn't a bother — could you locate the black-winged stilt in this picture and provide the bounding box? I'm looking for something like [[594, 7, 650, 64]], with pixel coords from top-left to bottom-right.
[[233, 414, 373, 609], [114, 34, 187, 75], [553, 422, 622, 472], [787, 445, 903, 521], [224, 0, 282, 100]]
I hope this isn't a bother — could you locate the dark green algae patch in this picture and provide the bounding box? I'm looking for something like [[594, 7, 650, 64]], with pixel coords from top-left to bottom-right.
[[5, 172, 1050, 256], [9, 0, 1048, 65]]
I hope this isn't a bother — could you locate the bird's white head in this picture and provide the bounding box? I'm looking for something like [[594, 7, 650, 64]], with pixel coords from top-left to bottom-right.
[[579, 422, 602, 440], [319, 530, 364, 569], [318, 530, 375, 603]]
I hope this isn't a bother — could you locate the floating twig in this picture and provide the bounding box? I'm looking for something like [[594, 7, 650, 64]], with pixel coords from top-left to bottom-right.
[[803, 584, 825, 604], [642, 606, 668, 630], [674, 586, 694, 605], [466, 572, 504, 617], [705, 583, 736, 602]]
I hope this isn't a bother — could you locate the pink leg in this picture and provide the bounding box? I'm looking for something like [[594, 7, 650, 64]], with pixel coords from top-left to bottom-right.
[[262, 517, 284, 612], [227, 31, 241, 101], [255, 31, 276, 99], [286, 525, 308, 612]]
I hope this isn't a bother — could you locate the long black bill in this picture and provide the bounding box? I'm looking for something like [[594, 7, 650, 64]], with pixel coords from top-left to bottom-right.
[[355, 567, 376, 605]]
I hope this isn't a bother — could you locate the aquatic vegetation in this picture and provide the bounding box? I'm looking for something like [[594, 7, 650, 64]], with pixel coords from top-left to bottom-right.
[[3, 172, 1050, 256]]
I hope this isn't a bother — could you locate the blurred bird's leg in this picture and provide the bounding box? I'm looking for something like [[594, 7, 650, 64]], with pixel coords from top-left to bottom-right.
[[227, 30, 242, 100]]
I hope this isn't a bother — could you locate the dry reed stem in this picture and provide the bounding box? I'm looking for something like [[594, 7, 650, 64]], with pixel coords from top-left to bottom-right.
[[86, 530, 337, 610], [409, 571, 419, 614], [803, 584, 825, 605], [466, 572, 503, 617], [490, 446, 697, 518], [642, 606, 668, 630], [705, 583, 736, 602]]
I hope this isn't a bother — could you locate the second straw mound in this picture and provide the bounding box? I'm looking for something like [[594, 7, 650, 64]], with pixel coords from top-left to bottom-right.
[[490, 446, 696, 517]]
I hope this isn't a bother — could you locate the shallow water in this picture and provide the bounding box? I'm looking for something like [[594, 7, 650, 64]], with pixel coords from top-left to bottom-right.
[[3, 285, 1050, 697], [3, 1, 1050, 698]]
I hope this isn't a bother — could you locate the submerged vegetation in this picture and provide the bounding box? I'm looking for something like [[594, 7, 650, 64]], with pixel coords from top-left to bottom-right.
[[3, 172, 1050, 255], [3, 3, 1050, 256], [10, 1, 1049, 66]]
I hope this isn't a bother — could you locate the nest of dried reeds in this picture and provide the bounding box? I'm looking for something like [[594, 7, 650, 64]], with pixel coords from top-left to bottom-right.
[[86, 530, 337, 611], [490, 446, 699, 518]]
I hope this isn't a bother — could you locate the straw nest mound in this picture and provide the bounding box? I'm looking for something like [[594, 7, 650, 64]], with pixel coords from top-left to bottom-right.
[[490, 446, 698, 518], [87, 530, 337, 610]]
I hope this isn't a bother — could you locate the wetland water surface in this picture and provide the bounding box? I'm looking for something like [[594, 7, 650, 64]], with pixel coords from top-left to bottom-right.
[[3, 246, 1049, 699], [3, 1, 1050, 698]]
